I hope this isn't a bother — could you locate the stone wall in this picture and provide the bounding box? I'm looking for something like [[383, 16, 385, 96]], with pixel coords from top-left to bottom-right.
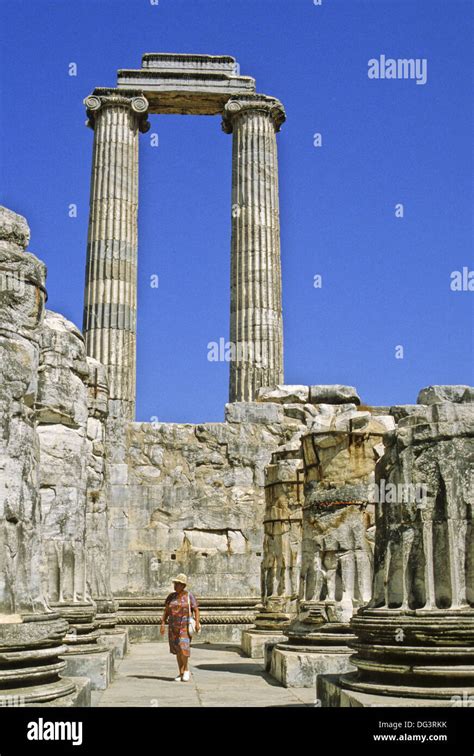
[[107, 402, 309, 598]]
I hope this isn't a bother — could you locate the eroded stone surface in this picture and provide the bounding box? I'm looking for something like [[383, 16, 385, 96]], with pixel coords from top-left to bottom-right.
[[342, 398, 474, 701]]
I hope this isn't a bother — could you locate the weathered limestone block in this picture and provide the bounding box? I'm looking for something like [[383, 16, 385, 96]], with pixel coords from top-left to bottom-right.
[[270, 406, 393, 687], [260, 448, 304, 615], [36, 316, 114, 687], [85, 358, 117, 626], [257, 386, 310, 405], [389, 405, 421, 422], [0, 206, 46, 614], [242, 441, 304, 658], [309, 385, 361, 405], [256, 384, 362, 407], [324, 394, 474, 705], [372, 401, 474, 613], [37, 312, 90, 606], [417, 384, 474, 405], [225, 401, 285, 425], [299, 410, 392, 619], [0, 206, 93, 705]]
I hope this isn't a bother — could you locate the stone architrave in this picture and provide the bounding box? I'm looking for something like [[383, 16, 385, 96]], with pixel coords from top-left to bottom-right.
[[319, 395, 474, 706], [82, 92, 150, 421], [223, 95, 286, 403], [270, 406, 393, 687]]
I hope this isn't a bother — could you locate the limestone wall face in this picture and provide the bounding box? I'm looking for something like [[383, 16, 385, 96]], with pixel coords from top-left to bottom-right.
[[107, 402, 309, 597]]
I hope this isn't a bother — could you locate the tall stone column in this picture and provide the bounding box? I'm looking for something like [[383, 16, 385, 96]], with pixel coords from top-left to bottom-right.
[[222, 94, 285, 403], [83, 92, 150, 421]]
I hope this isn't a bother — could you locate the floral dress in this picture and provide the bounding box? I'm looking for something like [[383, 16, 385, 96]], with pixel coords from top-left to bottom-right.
[[165, 590, 198, 657]]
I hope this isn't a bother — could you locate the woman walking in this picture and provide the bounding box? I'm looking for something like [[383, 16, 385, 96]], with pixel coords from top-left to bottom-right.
[[160, 573, 200, 681]]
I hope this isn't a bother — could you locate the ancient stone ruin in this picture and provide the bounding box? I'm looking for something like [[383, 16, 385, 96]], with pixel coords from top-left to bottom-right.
[[0, 52, 472, 707]]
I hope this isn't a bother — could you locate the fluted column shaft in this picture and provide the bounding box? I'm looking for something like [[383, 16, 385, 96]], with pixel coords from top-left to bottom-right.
[[223, 95, 285, 403], [82, 92, 149, 421]]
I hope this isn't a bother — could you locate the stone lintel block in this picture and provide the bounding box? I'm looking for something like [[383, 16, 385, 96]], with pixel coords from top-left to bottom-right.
[[257, 385, 310, 405], [309, 385, 361, 406], [141, 53, 239, 73], [116, 71, 256, 115], [360, 405, 392, 415], [225, 401, 284, 425], [389, 405, 421, 422], [417, 385, 474, 405], [396, 402, 474, 444]]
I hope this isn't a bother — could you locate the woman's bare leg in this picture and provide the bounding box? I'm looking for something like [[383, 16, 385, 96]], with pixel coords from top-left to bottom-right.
[[177, 650, 187, 676]]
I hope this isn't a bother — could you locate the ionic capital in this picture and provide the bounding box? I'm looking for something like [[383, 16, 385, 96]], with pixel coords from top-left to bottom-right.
[[222, 94, 286, 134], [84, 91, 150, 133]]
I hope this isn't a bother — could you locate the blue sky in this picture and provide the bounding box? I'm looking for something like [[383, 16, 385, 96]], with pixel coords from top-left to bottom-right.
[[1, 0, 472, 422]]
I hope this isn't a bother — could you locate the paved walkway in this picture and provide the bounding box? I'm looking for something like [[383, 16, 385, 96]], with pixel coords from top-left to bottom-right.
[[92, 642, 316, 707]]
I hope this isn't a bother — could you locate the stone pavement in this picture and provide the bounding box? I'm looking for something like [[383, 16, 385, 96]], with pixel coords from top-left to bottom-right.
[[92, 642, 316, 707]]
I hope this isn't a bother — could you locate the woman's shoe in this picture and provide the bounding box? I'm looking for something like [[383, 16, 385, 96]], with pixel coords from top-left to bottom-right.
[[174, 675, 182, 681], [182, 671, 190, 681]]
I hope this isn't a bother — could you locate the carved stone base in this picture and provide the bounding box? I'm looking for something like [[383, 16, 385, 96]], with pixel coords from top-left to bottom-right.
[[97, 630, 129, 662], [59, 650, 113, 691], [270, 643, 355, 688], [0, 614, 91, 706], [50, 602, 101, 650], [38, 677, 92, 707], [269, 606, 358, 687], [94, 598, 119, 631], [344, 608, 474, 699], [318, 674, 464, 708]]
